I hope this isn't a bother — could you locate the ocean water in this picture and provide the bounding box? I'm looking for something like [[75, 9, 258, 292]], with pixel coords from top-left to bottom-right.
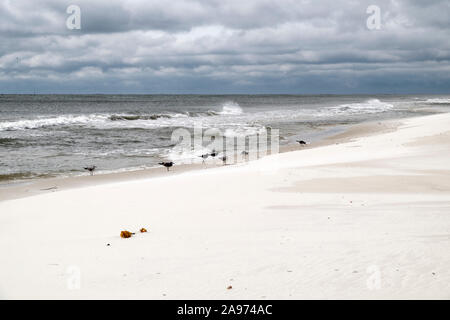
[[0, 94, 449, 184]]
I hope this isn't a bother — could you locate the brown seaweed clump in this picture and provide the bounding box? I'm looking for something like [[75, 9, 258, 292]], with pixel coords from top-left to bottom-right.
[[120, 231, 133, 238]]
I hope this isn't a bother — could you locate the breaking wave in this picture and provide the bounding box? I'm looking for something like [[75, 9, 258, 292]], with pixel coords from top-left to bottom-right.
[[0, 114, 108, 131], [109, 114, 185, 121], [0, 102, 245, 132], [425, 98, 450, 104], [218, 102, 244, 115], [325, 99, 394, 115]]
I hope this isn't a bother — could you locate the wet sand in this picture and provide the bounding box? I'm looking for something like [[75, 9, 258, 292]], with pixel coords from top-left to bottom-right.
[[0, 118, 400, 202]]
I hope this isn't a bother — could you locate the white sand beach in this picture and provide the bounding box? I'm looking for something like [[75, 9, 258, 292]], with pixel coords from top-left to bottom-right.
[[0, 113, 449, 299]]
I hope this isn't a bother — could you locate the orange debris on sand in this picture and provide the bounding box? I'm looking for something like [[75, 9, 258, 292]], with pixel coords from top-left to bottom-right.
[[120, 231, 133, 238], [140, 228, 147, 233]]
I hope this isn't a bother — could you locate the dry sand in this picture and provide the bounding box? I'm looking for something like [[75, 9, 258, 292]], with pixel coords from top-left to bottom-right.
[[0, 113, 449, 299]]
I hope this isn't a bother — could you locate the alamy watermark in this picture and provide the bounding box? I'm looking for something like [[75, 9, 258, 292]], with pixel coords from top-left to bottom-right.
[[66, 5, 81, 30], [366, 265, 381, 290], [170, 123, 279, 165], [366, 5, 381, 30], [66, 265, 81, 290]]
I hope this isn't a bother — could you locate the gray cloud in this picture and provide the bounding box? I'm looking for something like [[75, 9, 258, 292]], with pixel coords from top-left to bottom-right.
[[0, 0, 449, 93]]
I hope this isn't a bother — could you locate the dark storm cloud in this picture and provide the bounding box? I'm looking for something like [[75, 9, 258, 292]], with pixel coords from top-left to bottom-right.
[[0, 0, 449, 93]]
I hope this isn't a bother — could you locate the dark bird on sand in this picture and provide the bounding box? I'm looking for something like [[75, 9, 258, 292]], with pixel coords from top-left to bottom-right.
[[159, 161, 174, 171], [241, 150, 249, 156], [84, 165, 96, 176], [199, 153, 209, 163], [296, 140, 307, 145], [210, 150, 218, 157]]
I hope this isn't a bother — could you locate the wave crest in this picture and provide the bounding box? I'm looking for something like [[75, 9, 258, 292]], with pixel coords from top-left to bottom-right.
[[109, 114, 177, 121], [0, 115, 108, 131], [327, 99, 394, 115], [426, 98, 450, 104], [218, 102, 243, 115]]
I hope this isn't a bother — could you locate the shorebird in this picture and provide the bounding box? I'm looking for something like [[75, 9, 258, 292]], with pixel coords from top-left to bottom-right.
[[241, 150, 249, 157], [159, 161, 174, 171], [199, 153, 209, 164], [296, 140, 307, 145], [219, 155, 227, 165], [84, 165, 96, 176], [210, 150, 218, 158]]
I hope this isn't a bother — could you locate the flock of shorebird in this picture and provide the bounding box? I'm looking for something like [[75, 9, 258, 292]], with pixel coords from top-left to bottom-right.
[[84, 140, 308, 176], [199, 149, 223, 163]]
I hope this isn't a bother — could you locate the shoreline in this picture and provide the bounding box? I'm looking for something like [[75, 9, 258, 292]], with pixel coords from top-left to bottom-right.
[[0, 118, 400, 202], [0, 112, 449, 299]]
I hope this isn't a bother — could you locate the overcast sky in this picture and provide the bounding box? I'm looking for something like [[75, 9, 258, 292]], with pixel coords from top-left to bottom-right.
[[0, 0, 449, 94]]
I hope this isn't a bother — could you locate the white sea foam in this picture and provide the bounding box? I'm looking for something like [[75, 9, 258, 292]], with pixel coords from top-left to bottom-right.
[[425, 98, 450, 104], [218, 102, 243, 115], [325, 99, 394, 115], [0, 104, 243, 132], [223, 126, 267, 137], [0, 99, 397, 133], [165, 145, 214, 164], [84, 148, 161, 157], [0, 114, 109, 131]]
